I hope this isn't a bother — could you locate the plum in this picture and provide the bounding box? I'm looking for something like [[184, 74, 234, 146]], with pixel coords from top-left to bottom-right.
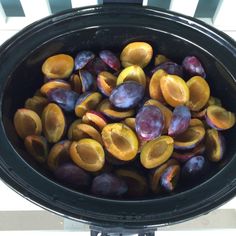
[[182, 56, 206, 78], [91, 173, 128, 197], [135, 105, 164, 141], [86, 57, 108, 75], [161, 165, 180, 192], [54, 162, 91, 189], [99, 50, 121, 71], [109, 81, 145, 109], [182, 155, 205, 178], [75, 50, 95, 70], [168, 105, 191, 136], [151, 61, 183, 77], [47, 88, 79, 112]]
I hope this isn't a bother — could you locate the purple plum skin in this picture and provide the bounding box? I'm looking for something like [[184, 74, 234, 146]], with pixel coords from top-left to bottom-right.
[[109, 81, 145, 109], [54, 162, 91, 189], [151, 61, 183, 77], [75, 92, 92, 106], [160, 165, 180, 192], [205, 113, 226, 131], [182, 155, 205, 177], [99, 50, 121, 71], [135, 105, 164, 141], [174, 141, 202, 151], [182, 56, 206, 78], [79, 70, 94, 92], [217, 133, 226, 161], [168, 105, 191, 136], [173, 144, 205, 162], [86, 57, 109, 75], [47, 88, 79, 112], [75, 51, 95, 70], [91, 173, 128, 197]]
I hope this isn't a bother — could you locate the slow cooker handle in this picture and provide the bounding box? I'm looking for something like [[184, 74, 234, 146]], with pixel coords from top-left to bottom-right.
[[103, 0, 143, 5], [90, 225, 156, 236]]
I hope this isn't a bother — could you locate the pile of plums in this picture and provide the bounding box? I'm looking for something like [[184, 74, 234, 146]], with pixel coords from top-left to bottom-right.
[[13, 42, 235, 198]]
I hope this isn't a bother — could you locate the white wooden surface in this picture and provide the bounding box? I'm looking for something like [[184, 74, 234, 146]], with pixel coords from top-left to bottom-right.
[[169, 0, 199, 17], [0, 0, 235, 234], [71, 0, 99, 8], [213, 0, 236, 29], [19, 0, 51, 20]]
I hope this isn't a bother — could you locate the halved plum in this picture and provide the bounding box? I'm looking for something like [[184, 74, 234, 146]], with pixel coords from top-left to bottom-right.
[[74, 50, 95, 70], [54, 162, 91, 189], [207, 96, 222, 107], [168, 105, 191, 136], [149, 69, 167, 102], [75, 92, 102, 117], [70, 73, 82, 94], [150, 159, 178, 193], [115, 169, 148, 197], [116, 65, 146, 87], [110, 81, 145, 109], [206, 105, 235, 130], [40, 80, 71, 96], [160, 164, 181, 192], [182, 155, 206, 178], [97, 71, 117, 97], [47, 140, 71, 170], [42, 54, 74, 79], [102, 123, 138, 161], [78, 70, 95, 93], [47, 88, 79, 112], [140, 136, 174, 169], [85, 57, 109, 75], [82, 111, 108, 131], [191, 109, 206, 119], [186, 76, 210, 111], [123, 118, 136, 131], [70, 123, 103, 145], [160, 74, 189, 107], [174, 121, 205, 150], [98, 99, 135, 120], [144, 99, 172, 134], [151, 62, 183, 77], [182, 56, 206, 78], [67, 119, 82, 140], [91, 173, 127, 197], [205, 129, 225, 162], [14, 109, 42, 139], [172, 142, 205, 162], [70, 138, 105, 172], [42, 103, 65, 143], [24, 135, 48, 163], [189, 118, 204, 127], [154, 54, 169, 66], [24, 96, 48, 116], [120, 42, 153, 68], [99, 50, 121, 71], [135, 105, 164, 141]]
